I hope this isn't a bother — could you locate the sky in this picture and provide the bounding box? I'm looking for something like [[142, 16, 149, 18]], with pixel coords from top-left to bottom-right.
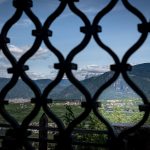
[[0, 0, 150, 80]]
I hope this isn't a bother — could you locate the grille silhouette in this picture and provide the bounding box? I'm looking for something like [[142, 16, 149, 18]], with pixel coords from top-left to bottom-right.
[[0, 0, 150, 150]]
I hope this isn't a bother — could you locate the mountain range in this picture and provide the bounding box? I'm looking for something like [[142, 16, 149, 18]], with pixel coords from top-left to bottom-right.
[[0, 63, 150, 101]]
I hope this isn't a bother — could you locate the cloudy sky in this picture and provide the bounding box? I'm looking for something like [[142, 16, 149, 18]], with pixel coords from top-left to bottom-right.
[[0, 0, 150, 80]]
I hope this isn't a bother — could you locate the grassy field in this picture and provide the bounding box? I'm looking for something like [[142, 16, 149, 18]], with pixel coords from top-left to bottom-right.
[[0, 99, 149, 150], [0, 99, 148, 125], [0, 102, 83, 124]]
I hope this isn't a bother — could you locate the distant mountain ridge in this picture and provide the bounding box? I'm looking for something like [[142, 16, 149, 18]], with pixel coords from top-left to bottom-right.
[[54, 63, 150, 100], [0, 78, 70, 99], [0, 63, 150, 100]]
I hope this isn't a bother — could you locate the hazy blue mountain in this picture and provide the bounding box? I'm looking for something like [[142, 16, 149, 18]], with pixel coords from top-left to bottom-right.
[[129, 63, 150, 78], [0, 63, 150, 100], [0, 78, 70, 99], [0, 78, 35, 99], [53, 63, 150, 100]]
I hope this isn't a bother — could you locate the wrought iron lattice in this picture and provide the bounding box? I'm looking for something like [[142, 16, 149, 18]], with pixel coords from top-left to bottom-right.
[[0, 0, 150, 150]]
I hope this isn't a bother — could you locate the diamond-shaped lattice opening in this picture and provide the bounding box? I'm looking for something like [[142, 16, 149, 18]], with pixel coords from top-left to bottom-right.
[[75, 0, 110, 21], [4, 80, 34, 124], [99, 75, 144, 125], [7, 14, 35, 60], [48, 78, 85, 127], [32, 0, 60, 23], [26, 44, 59, 91], [72, 39, 114, 98], [127, 42, 150, 103], [99, 1, 140, 59], [50, 6, 84, 57]]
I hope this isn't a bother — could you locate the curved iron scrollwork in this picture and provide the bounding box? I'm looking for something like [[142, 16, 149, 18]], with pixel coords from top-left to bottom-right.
[[0, 0, 150, 150]]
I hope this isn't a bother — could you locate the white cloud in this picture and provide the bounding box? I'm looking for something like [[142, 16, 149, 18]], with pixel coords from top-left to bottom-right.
[[80, 65, 109, 73], [27, 68, 58, 80], [0, 45, 50, 78], [82, 7, 100, 14], [1, 47, 109, 80], [9, 45, 23, 54], [34, 47, 49, 57], [6, 44, 49, 60], [0, 58, 109, 80], [26, 71, 49, 80], [72, 65, 109, 80], [15, 19, 32, 27]]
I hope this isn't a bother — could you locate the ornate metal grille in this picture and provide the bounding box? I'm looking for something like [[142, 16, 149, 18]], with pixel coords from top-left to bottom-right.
[[0, 0, 150, 150]]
